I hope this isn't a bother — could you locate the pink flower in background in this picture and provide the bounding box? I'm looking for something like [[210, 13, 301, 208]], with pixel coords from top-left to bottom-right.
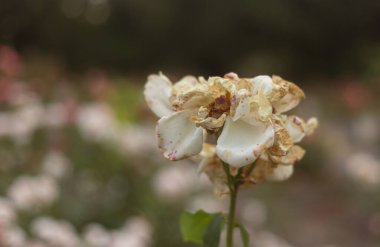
[[0, 46, 22, 77], [341, 81, 372, 111]]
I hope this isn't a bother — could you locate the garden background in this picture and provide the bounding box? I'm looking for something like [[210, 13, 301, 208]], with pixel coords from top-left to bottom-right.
[[1, 0, 380, 246]]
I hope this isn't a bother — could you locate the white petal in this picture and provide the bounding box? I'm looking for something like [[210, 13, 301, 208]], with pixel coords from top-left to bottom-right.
[[173, 76, 198, 92], [285, 116, 318, 143], [305, 117, 318, 136], [285, 116, 306, 143], [157, 110, 203, 160], [231, 89, 250, 121], [250, 76, 274, 95], [267, 165, 294, 181], [216, 117, 275, 168], [273, 93, 300, 113], [144, 73, 173, 117]]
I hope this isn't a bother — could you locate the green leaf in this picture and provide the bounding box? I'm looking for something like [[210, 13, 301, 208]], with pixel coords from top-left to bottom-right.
[[180, 210, 214, 244], [203, 214, 224, 247], [235, 223, 250, 247]]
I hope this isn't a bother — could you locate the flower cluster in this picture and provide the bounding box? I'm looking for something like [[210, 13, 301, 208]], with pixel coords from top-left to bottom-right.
[[144, 72, 317, 191]]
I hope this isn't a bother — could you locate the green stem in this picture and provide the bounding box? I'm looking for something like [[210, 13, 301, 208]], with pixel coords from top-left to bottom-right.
[[223, 162, 241, 247], [226, 181, 239, 247]]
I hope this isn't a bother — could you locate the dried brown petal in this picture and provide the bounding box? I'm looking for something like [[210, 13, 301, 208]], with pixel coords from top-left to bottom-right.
[[268, 116, 293, 156], [271, 75, 305, 113], [269, 145, 305, 165]]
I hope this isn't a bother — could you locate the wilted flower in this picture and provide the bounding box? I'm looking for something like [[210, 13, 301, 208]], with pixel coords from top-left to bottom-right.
[[145, 72, 317, 170], [145, 72, 318, 188]]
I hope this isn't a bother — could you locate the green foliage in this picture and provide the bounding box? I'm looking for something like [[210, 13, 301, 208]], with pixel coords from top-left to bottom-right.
[[109, 82, 142, 124], [235, 223, 250, 247], [180, 210, 224, 246], [203, 214, 224, 247]]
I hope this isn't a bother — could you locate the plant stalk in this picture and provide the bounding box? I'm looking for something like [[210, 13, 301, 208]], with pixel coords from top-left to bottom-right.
[[226, 180, 239, 247], [223, 163, 241, 247]]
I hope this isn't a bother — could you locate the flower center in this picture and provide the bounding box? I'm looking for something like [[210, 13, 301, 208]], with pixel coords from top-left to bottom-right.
[[208, 92, 231, 118]]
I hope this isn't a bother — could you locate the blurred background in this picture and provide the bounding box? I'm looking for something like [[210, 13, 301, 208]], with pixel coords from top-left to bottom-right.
[[1, 0, 380, 246]]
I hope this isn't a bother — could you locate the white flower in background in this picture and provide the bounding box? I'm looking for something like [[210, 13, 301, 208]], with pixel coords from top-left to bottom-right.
[[25, 240, 49, 247], [1, 225, 27, 247], [152, 162, 198, 201], [41, 150, 71, 179], [145, 72, 317, 169], [187, 194, 227, 213], [7, 175, 59, 210], [345, 152, 380, 188], [0, 113, 12, 137], [253, 231, 295, 247], [43, 102, 67, 128], [83, 223, 112, 247], [31, 216, 79, 247], [240, 198, 267, 227], [117, 125, 157, 155], [351, 114, 379, 145], [8, 99, 45, 144], [110, 217, 152, 247], [0, 197, 16, 226], [76, 102, 119, 142]]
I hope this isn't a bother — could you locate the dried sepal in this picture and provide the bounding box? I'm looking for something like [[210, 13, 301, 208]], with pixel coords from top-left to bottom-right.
[[198, 144, 229, 197]]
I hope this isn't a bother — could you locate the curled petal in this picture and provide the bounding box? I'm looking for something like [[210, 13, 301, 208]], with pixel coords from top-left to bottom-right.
[[230, 89, 250, 121], [305, 117, 319, 136], [224, 72, 239, 80], [144, 73, 173, 117], [216, 117, 275, 168], [193, 113, 226, 132], [172, 76, 199, 94], [267, 165, 294, 181], [286, 116, 306, 142], [157, 110, 203, 160], [171, 81, 212, 110], [241, 90, 272, 124], [272, 75, 305, 113], [256, 90, 273, 121], [286, 115, 318, 143], [250, 75, 274, 95]]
